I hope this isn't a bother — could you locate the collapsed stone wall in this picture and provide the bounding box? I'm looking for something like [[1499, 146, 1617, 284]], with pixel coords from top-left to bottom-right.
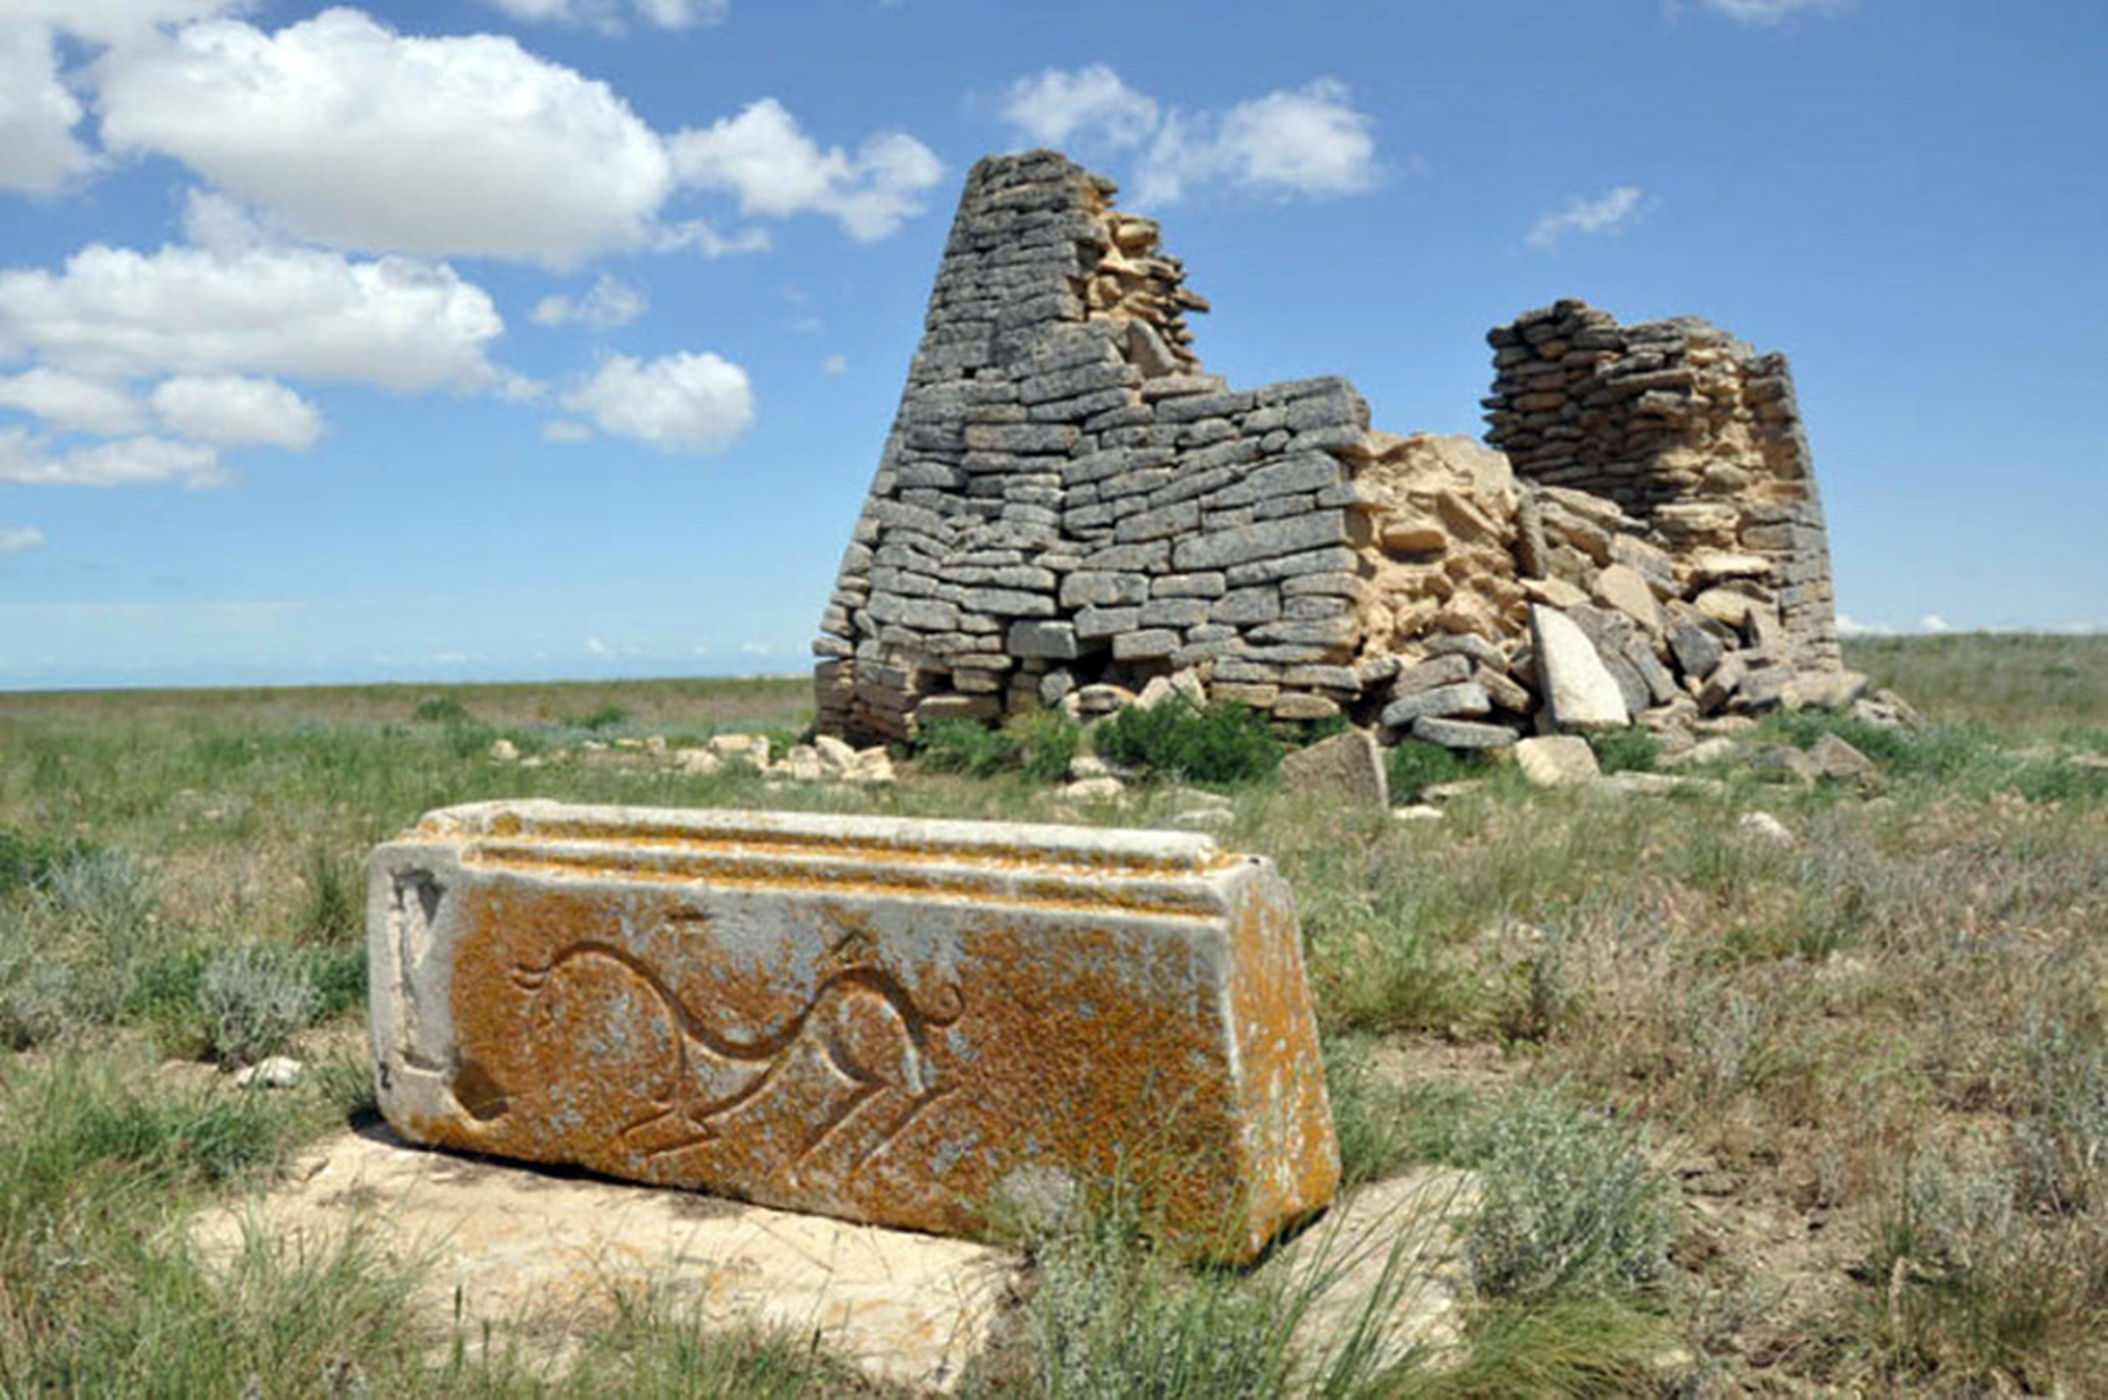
[[1483, 301, 1841, 669], [814, 152, 1849, 753]]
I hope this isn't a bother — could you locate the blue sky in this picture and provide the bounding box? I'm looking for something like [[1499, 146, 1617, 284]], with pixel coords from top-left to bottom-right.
[[1, 0, 2102, 690]]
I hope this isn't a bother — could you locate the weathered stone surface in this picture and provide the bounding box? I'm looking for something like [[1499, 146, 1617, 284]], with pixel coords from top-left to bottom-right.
[[1514, 735, 1600, 788], [1380, 682, 1491, 730], [1529, 605, 1628, 731], [1410, 716, 1519, 749], [190, 1125, 1011, 1393], [1809, 732, 1876, 779], [369, 801, 1338, 1263], [1278, 730, 1389, 810]]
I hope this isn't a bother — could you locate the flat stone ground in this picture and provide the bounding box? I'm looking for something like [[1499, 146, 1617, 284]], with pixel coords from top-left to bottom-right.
[[188, 1123, 1475, 1395]]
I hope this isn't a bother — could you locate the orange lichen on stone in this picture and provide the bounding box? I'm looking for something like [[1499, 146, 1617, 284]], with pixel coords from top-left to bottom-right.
[[368, 801, 1338, 1263]]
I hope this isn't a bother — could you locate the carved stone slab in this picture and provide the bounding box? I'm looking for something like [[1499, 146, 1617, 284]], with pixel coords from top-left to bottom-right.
[[367, 800, 1338, 1263]]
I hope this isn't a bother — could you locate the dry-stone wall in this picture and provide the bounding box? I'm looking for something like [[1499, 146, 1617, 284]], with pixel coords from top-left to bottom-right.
[[814, 152, 1850, 754], [1482, 301, 1841, 670]]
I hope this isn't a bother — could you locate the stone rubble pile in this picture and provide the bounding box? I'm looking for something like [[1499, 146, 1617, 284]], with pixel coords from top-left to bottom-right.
[[813, 151, 1856, 758], [490, 731, 896, 785]]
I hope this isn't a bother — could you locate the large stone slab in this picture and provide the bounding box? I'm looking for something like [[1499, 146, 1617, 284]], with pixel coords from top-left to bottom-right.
[[368, 801, 1338, 1263]]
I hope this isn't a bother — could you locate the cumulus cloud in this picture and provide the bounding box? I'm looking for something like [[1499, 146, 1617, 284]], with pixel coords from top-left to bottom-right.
[[669, 99, 943, 241], [0, 368, 145, 435], [540, 418, 593, 443], [1694, 0, 1851, 24], [0, 240, 504, 392], [562, 351, 753, 454], [95, 9, 675, 267], [0, 23, 96, 196], [8, 1, 251, 46], [0, 425, 226, 487], [0, 525, 46, 553], [150, 374, 322, 449], [482, 0, 727, 32], [1919, 613, 1951, 634], [999, 69, 1379, 207], [1001, 65, 1159, 150], [822, 354, 847, 375], [1526, 185, 1647, 250], [531, 274, 647, 329]]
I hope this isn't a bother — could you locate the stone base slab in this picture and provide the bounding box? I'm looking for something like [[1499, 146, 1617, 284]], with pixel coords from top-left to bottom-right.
[[367, 801, 1338, 1263]]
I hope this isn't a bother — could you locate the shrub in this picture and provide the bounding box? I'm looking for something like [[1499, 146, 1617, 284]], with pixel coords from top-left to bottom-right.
[[566, 703, 631, 732], [196, 942, 321, 1067], [1094, 700, 1282, 786], [1464, 1089, 1678, 1305], [40, 846, 158, 939], [295, 845, 362, 947], [916, 718, 1017, 778], [410, 694, 470, 724], [1008, 710, 1082, 785], [0, 828, 91, 897], [1385, 739, 1472, 801], [1587, 727, 1660, 775]]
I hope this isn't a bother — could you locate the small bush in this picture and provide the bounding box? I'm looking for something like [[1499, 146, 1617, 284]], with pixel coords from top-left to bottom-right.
[[565, 703, 631, 732], [1094, 700, 1282, 786], [0, 828, 92, 897], [40, 846, 159, 940], [1008, 709, 1083, 785], [917, 718, 1018, 778], [295, 845, 363, 946], [1587, 727, 1660, 775], [196, 942, 321, 1067], [1772, 709, 1913, 767], [410, 694, 470, 724], [1387, 739, 1470, 800], [1464, 1089, 1678, 1305]]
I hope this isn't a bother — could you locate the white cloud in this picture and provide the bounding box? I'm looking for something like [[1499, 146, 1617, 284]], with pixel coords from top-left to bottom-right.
[[0, 425, 226, 487], [1137, 81, 1379, 205], [0, 525, 46, 553], [0, 22, 96, 196], [1001, 65, 1159, 150], [0, 240, 504, 392], [540, 418, 593, 443], [563, 351, 753, 454], [531, 274, 647, 329], [1526, 185, 1646, 250], [669, 99, 943, 241], [0, 368, 145, 435], [1834, 613, 1875, 636], [151, 374, 322, 450], [1695, 0, 1851, 24], [95, 9, 675, 267], [998, 69, 1379, 207], [1920, 613, 1951, 634], [822, 354, 847, 375], [8, 1, 252, 46], [652, 218, 772, 258], [482, 0, 727, 32]]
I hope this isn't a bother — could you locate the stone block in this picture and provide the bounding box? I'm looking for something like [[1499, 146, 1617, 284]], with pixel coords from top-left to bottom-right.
[[369, 802, 1339, 1264], [1410, 717, 1519, 749], [1278, 731, 1388, 810], [1530, 605, 1628, 732], [1380, 682, 1491, 730], [1514, 735, 1600, 788]]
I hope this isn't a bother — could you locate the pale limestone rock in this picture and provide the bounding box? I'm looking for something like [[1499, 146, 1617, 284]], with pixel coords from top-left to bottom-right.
[[780, 745, 826, 782], [1782, 670, 1870, 713], [1738, 811, 1795, 845], [1060, 775, 1128, 804], [1068, 754, 1113, 781], [1529, 605, 1628, 731], [849, 748, 897, 785], [1514, 735, 1600, 788], [814, 734, 859, 777], [231, 1056, 303, 1089], [368, 802, 1338, 1265], [1391, 805, 1444, 823], [1809, 732, 1876, 779], [707, 732, 771, 769], [489, 738, 520, 763], [1592, 563, 1663, 637], [672, 748, 724, 776], [188, 1125, 1012, 1393], [1279, 730, 1389, 810]]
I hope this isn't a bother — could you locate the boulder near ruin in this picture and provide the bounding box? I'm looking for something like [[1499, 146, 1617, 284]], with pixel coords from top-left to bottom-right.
[[368, 800, 1338, 1264], [812, 151, 1850, 749]]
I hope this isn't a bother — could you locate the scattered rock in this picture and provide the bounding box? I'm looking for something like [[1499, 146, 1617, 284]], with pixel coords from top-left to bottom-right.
[[849, 748, 896, 785], [1418, 780, 1484, 804], [1059, 776, 1128, 804], [1809, 732, 1876, 780], [1738, 811, 1795, 845], [231, 1056, 303, 1089], [671, 747, 723, 776], [813, 734, 859, 778], [1659, 737, 1741, 769], [1781, 669, 1869, 712], [707, 732, 770, 768], [488, 738, 519, 763], [1749, 745, 1820, 784], [1411, 716, 1519, 749], [1530, 605, 1628, 731], [1391, 804, 1445, 823], [1514, 735, 1600, 788], [1279, 730, 1390, 810], [779, 745, 826, 782]]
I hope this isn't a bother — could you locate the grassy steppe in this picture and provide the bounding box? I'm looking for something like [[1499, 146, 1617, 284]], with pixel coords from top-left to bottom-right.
[[1, 635, 2104, 1396]]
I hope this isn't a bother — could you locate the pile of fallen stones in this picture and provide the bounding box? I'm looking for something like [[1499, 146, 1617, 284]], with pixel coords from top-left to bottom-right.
[[488, 731, 895, 785]]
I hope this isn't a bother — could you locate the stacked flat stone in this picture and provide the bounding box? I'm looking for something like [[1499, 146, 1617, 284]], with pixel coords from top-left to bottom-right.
[[814, 151, 1374, 745], [813, 154, 1852, 756], [1481, 299, 1841, 670]]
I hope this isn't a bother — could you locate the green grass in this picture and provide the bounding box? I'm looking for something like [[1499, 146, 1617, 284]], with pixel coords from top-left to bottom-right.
[[0, 643, 2103, 1393]]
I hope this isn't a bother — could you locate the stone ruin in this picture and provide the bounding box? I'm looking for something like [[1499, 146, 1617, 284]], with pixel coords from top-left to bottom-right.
[[812, 150, 1849, 754]]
